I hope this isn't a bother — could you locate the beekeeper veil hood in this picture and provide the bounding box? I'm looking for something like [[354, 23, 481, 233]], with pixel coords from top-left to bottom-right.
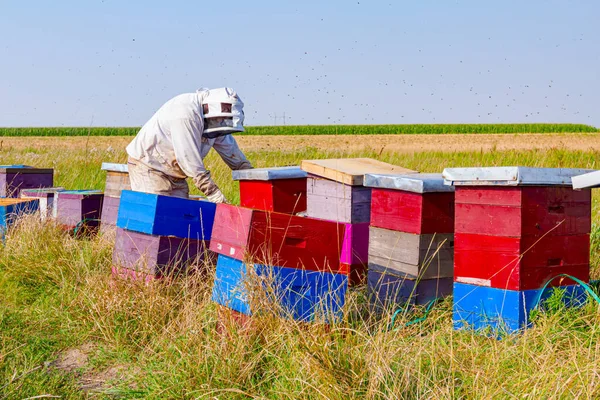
[[200, 87, 245, 138]]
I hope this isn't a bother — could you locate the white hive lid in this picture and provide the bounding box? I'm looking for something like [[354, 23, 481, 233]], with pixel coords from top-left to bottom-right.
[[442, 166, 592, 186]]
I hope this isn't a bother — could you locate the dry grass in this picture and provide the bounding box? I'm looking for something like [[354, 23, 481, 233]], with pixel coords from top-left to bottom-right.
[[1, 137, 600, 398]]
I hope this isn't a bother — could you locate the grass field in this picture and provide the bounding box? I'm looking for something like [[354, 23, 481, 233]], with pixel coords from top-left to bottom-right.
[[2, 136, 600, 398], [0, 123, 598, 137]]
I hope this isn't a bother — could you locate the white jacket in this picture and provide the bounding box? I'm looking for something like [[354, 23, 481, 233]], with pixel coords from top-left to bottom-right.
[[126, 92, 251, 183]]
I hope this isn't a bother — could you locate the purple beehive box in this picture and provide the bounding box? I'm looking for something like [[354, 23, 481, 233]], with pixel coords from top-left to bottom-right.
[[100, 195, 120, 233], [56, 190, 104, 232], [0, 165, 54, 198], [112, 228, 211, 277]]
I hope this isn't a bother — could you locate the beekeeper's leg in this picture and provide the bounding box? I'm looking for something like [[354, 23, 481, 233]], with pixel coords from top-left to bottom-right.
[[127, 158, 189, 198]]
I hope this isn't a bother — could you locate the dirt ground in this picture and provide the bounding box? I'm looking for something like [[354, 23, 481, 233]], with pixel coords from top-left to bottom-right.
[[1, 133, 599, 153]]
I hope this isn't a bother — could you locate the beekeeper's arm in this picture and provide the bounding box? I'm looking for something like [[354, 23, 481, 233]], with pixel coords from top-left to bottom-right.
[[212, 134, 253, 170], [170, 118, 227, 203]]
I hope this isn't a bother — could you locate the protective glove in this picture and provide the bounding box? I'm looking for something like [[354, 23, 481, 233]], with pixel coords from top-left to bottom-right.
[[193, 171, 228, 203], [206, 188, 228, 204]]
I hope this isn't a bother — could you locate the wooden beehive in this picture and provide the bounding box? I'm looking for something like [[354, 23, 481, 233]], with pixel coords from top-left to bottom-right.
[[365, 173, 455, 234], [444, 166, 592, 292], [212, 254, 348, 322], [112, 228, 210, 277], [452, 282, 586, 334], [367, 265, 453, 309], [454, 233, 589, 291], [101, 163, 131, 198], [209, 203, 347, 273], [116, 190, 216, 240], [0, 165, 53, 198], [55, 190, 104, 232], [306, 176, 372, 223], [368, 226, 454, 280], [233, 166, 307, 214]]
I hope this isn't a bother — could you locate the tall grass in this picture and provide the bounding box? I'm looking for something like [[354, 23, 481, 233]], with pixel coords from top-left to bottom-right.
[[2, 140, 600, 398], [0, 123, 597, 137]]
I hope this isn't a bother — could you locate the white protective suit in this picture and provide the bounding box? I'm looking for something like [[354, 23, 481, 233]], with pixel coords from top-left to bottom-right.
[[126, 91, 252, 201]]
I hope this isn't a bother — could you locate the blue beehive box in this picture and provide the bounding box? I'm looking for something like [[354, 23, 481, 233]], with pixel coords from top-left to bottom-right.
[[116, 190, 216, 240], [212, 255, 348, 322], [0, 198, 39, 235], [453, 282, 587, 334]]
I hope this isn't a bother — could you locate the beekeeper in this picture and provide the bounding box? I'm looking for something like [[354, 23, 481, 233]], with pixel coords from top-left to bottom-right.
[[126, 87, 252, 202]]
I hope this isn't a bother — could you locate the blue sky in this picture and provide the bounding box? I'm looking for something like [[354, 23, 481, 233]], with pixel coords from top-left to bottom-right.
[[1, 0, 598, 127]]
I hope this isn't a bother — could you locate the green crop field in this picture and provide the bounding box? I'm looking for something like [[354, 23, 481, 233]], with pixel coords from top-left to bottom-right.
[[2, 138, 600, 398], [0, 123, 598, 137]]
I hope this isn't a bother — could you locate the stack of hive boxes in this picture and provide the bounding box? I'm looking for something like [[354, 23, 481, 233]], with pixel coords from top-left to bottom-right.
[[364, 173, 455, 309], [0, 165, 53, 198], [446, 167, 591, 333], [55, 190, 104, 235], [113, 190, 216, 281], [212, 166, 352, 323], [210, 202, 349, 322], [100, 163, 131, 233], [301, 158, 416, 285]]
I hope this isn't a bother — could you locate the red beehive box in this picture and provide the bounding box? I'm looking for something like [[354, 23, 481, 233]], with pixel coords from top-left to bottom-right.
[[365, 173, 455, 234], [444, 166, 592, 291], [233, 167, 307, 214], [454, 186, 591, 237], [209, 203, 346, 273]]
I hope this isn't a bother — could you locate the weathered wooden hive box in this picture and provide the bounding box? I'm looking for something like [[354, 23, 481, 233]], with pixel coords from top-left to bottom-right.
[[113, 191, 216, 280], [100, 163, 130, 233], [20, 187, 65, 220], [445, 166, 593, 333], [301, 158, 416, 223], [233, 166, 307, 214], [0, 165, 53, 198], [101, 163, 131, 197], [211, 254, 348, 322], [364, 173, 455, 307], [0, 198, 39, 235], [55, 190, 104, 232]]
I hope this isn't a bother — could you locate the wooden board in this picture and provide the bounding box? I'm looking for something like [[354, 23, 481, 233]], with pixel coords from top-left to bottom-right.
[[453, 282, 586, 333], [301, 158, 416, 186], [370, 188, 455, 234], [455, 186, 591, 237], [209, 204, 347, 273], [239, 179, 307, 214], [454, 232, 589, 291], [368, 226, 454, 279]]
